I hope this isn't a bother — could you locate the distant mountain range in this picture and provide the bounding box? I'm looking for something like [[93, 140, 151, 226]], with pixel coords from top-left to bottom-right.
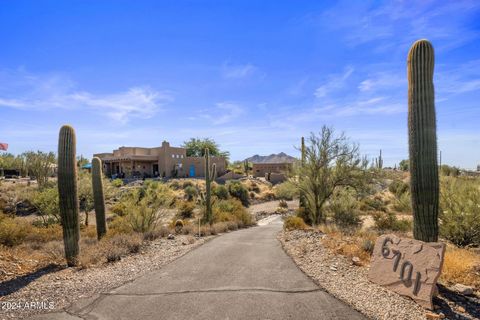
[[245, 152, 297, 164]]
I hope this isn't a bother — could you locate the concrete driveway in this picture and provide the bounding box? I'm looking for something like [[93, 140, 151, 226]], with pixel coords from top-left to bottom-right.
[[31, 216, 366, 320]]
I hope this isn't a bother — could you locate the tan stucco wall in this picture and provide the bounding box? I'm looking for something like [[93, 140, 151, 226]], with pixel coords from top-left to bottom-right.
[[252, 163, 292, 178]]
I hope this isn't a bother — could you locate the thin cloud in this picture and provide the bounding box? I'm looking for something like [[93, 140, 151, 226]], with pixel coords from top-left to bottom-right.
[[200, 102, 244, 125], [0, 69, 172, 123], [221, 62, 257, 79], [314, 66, 354, 98]]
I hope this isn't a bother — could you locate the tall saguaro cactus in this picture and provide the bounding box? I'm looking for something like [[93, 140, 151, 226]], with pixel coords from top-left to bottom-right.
[[58, 125, 80, 266], [378, 150, 383, 169], [92, 157, 107, 240], [299, 137, 307, 210], [243, 160, 249, 176], [204, 148, 216, 224], [407, 39, 439, 242]]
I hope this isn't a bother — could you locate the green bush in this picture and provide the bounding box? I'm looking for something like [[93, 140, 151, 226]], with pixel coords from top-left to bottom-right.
[[176, 200, 196, 219], [440, 177, 480, 247], [0, 213, 30, 246], [372, 211, 411, 232], [184, 186, 198, 201], [182, 181, 194, 189], [329, 191, 362, 229], [359, 197, 387, 212], [283, 216, 307, 231], [274, 182, 298, 200], [31, 186, 60, 224], [169, 180, 181, 190], [111, 179, 124, 188], [393, 192, 411, 213], [213, 198, 254, 226], [213, 185, 229, 200], [388, 180, 409, 197], [227, 181, 249, 207]]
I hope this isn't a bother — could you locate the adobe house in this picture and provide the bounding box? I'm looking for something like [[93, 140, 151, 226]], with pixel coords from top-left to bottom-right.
[[94, 141, 226, 179], [252, 162, 293, 184]]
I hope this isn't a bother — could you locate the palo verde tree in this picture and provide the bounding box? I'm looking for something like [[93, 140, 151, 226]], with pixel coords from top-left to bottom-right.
[[291, 126, 368, 225], [182, 138, 230, 160]]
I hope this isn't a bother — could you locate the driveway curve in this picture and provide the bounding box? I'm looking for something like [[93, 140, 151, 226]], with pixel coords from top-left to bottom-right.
[[31, 216, 366, 320]]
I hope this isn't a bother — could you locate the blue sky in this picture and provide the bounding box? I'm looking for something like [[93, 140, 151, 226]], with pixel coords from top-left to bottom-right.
[[0, 1, 479, 168]]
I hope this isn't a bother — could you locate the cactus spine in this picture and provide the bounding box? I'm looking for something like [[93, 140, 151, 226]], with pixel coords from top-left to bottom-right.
[[92, 157, 107, 240], [407, 39, 439, 242], [204, 148, 216, 224], [57, 125, 80, 266]]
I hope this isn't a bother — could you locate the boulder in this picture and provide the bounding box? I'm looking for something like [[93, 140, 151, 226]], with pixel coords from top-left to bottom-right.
[[368, 234, 446, 309], [452, 284, 474, 296]]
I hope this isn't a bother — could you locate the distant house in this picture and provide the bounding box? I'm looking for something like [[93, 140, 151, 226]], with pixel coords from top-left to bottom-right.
[[250, 153, 296, 184], [252, 163, 293, 178], [94, 141, 226, 179]]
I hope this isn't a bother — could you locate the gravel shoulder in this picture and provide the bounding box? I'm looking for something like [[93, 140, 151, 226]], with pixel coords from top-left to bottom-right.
[[279, 229, 427, 320], [0, 235, 211, 319]]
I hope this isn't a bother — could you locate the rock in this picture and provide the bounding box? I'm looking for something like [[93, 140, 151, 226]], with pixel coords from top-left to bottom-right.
[[329, 266, 337, 271], [368, 234, 446, 310], [456, 306, 466, 313], [452, 284, 474, 296], [351, 256, 361, 266], [425, 312, 442, 319], [167, 234, 175, 240]]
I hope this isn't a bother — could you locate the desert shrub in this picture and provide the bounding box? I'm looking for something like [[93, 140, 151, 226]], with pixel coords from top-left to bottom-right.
[[274, 182, 298, 200], [329, 191, 362, 230], [440, 177, 480, 247], [111, 202, 127, 216], [372, 211, 411, 232], [359, 197, 386, 212], [108, 233, 142, 254], [108, 216, 134, 235], [111, 178, 124, 188], [393, 192, 411, 213], [184, 186, 198, 201], [213, 185, 229, 200], [226, 221, 239, 231], [284, 216, 307, 231], [213, 198, 254, 226], [212, 222, 228, 234], [388, 180, 409, 197], [42, 240, 65, 261], [361, 238, 375, 254], [176, 200, 196, 219], [226, 181, 249, 207], [169, 180, 181, 190], [247, 181, 261, 193], [182, 180, 194, 189], [31, 186, 60, 224], [441, 246, 480, 287], [279, 199, 288, 208], [25, 224, 63, 243], [0, 214, 30, 246]]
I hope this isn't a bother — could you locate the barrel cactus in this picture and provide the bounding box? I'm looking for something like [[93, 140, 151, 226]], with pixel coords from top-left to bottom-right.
[[92, 157, 107, 240], [407, 39, 439, 242], [57, 125, 80, 266], [203, 148, 216, 224]]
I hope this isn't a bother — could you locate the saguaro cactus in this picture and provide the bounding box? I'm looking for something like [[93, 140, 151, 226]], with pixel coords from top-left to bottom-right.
[[92, 157, 107, 240], [407, 39, 439, 242], [203, 148, 216, 224], [58, 125, 80, 266], [378, 150, 383, 169], [299, 137, 307, 210], [243, 160, 249, 176]]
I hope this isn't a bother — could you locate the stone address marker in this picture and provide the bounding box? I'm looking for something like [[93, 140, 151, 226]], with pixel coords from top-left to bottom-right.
[[368, 234, 446, 309]]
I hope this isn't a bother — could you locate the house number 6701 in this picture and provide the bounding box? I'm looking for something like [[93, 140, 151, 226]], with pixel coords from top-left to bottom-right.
[[382, 237, 421, 296]]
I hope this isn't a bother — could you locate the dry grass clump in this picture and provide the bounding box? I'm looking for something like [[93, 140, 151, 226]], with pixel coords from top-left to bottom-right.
[[283, 216, 308, 231], [441, 245, 480, 288], [318, 225, 377, 265]]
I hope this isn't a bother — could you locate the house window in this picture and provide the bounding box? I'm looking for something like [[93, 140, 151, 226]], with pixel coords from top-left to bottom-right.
[[180, 155, 184, 158], [172, 155, 175, 158]]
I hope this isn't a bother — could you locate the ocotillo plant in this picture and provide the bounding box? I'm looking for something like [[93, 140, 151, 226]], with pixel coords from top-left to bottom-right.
[[92, 157, 107, 240], [58, 125, 80, 266], [203, 148, 216, 224], [408, 39, 439, 242]]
